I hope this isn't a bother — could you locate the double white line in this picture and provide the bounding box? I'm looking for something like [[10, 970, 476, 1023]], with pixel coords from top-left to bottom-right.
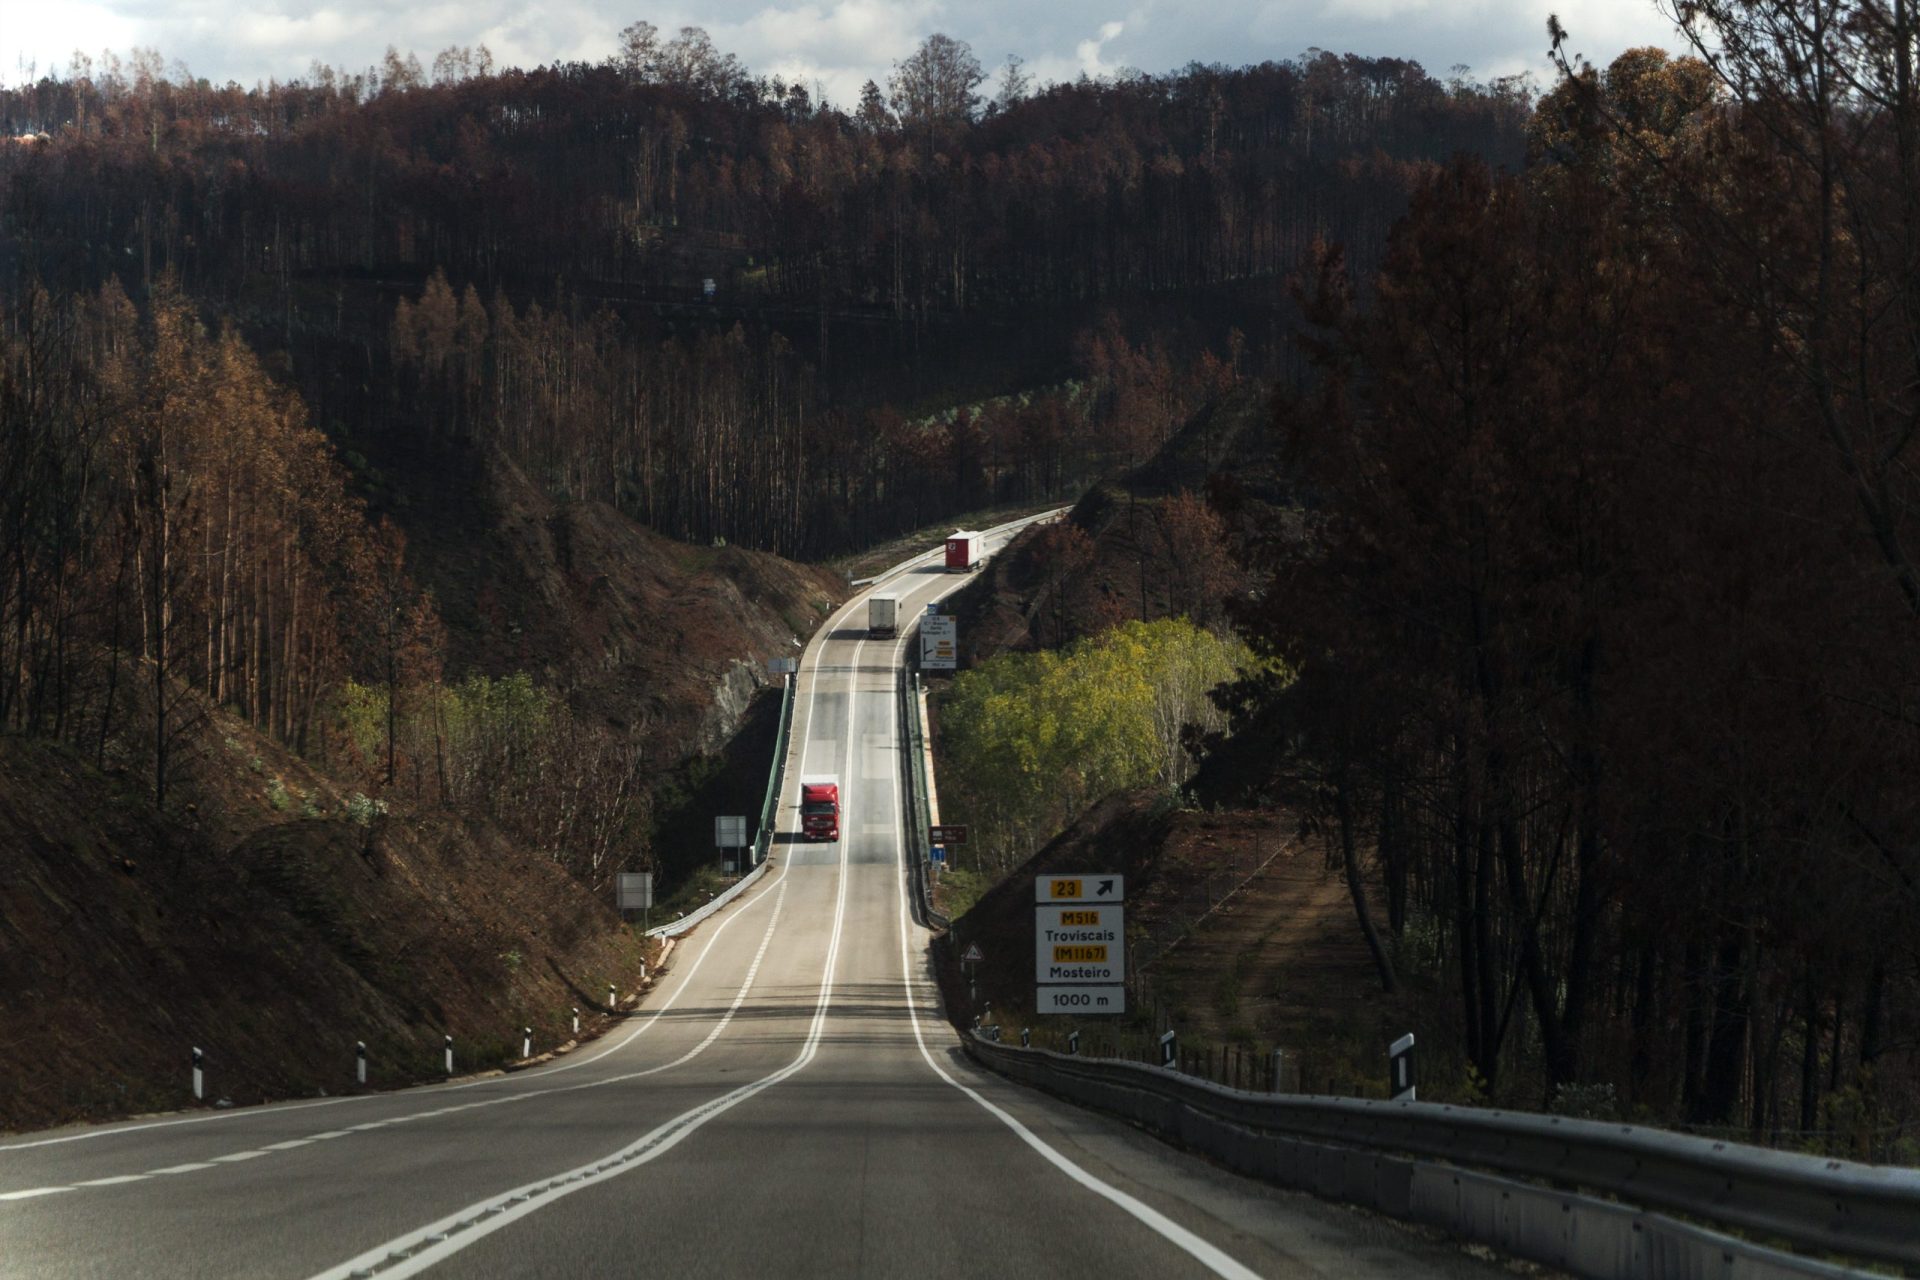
[[308, 580, 882, 1279]]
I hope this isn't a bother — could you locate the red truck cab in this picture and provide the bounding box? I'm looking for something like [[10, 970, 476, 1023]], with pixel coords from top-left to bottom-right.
[[800, 776, 841, 842]]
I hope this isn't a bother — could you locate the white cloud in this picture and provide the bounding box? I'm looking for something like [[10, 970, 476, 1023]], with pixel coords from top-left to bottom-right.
[[1075, 19, 1124, 77], [712, 0, 939, 104], [0, 0, 1686, 94]]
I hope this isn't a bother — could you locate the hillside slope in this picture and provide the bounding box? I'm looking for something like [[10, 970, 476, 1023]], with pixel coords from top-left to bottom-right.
[[367, 444, 842, 757], [937, 792, 1396, 1094], [0, 709, 651, 1133]]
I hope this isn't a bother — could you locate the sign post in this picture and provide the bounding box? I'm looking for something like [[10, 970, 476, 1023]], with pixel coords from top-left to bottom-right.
[[617, 872, 654, 932], [1033, 874, 1126, 1015], [920, 614, 957, 670], [715, 815, 747, 874], [961, 940, 984, 1004]]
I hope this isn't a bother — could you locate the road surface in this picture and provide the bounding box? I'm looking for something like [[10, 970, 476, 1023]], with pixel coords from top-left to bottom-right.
[[0, 514, 1503, 1278]]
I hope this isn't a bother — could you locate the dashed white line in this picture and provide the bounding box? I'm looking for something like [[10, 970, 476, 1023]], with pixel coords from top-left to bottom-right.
[[0, 1186, 74, 1201], [306, 833, 846, 1279]]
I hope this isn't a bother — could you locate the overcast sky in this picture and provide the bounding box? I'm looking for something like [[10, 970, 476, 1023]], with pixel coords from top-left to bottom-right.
[[4, 0, 1688, 106]]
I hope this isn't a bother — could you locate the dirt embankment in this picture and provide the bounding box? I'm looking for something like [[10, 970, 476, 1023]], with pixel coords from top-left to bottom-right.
[[0, 707, 653, 1133], [936, 792, 1397, 1087], [384, 449, 843, 755]]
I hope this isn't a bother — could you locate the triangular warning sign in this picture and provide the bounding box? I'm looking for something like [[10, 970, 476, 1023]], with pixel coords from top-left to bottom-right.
[[961, 942, 985, 963]]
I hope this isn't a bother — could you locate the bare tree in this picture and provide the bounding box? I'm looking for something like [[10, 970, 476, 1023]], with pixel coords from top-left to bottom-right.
[[889, 33, 985, 151]]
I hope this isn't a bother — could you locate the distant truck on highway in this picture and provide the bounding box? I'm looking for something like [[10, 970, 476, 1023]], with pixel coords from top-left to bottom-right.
[[868, 594, 899, 638], [800, 776, 841, 841], [945, 531, 984, 572]]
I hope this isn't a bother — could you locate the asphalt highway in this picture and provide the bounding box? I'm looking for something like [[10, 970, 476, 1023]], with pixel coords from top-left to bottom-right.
[[0, 514, 1507, 1278]]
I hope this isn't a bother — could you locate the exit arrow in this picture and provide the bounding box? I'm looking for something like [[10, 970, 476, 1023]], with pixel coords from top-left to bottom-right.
[[1097, 879, 1115, 897]]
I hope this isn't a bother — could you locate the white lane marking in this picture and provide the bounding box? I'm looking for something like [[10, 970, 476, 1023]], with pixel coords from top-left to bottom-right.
[[881, 612, 1262, 1280], [0, 812, 797, 1156], [306, 832, 850, 1279], [4, 867, 797, 1197], [0, 1186, 73, 1200], [74, 1175, 150, 1187]]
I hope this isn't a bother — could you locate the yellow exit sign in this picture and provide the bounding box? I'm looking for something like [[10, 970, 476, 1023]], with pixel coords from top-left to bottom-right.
[[1035, 874, 1124, 904]]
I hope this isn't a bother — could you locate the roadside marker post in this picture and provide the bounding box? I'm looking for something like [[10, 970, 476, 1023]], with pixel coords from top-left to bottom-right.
[[522, 1027, 532, 1059], [1389, 1032, 1416, 1102], [356, 1041, 367, 1086], [608, 982, 618, 1011], [572, 1007, 580, 1036], [444, 1035, 454, 1075], [1067, 1031, 1080, 1055], [1020, 1027, 1031, 1048], [1160, 1030, 1177, 1069], [1272, 1048, 1286, 1093], [192, 1047, 203, 1101]]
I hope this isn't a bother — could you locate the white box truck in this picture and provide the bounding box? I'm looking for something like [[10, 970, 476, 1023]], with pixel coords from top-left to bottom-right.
[[868, 594, 899, 638]]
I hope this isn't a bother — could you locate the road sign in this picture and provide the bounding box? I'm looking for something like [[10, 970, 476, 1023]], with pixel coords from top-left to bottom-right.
[[1034, 904, 1125, 982], [1034, 874, 1125, 904], [715, 815, 747, 848], [920, 615, 957, 670], [930, 824, 968, 845], [961, 942, 985, 964], [1036, 985, 1127, 1015], [931, 845, 946, 864], [767, 657, 798, 675], [616, 872, 654, 910]]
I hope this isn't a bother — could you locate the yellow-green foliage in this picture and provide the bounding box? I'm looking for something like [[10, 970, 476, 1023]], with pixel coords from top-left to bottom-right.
[[938, 618, 1253, 875]]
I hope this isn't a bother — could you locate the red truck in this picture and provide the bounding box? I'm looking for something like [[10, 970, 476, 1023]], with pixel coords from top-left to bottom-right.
[[800, 775, 841, 841], [945, 530, 983, 572]]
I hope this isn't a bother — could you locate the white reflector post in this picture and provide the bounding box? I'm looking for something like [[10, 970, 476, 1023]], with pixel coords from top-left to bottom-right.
[[1389, 1032, 1416, 1101]]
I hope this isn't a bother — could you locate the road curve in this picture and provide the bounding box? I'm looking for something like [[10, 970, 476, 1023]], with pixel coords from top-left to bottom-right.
[[0, 514, 1505, 1278]]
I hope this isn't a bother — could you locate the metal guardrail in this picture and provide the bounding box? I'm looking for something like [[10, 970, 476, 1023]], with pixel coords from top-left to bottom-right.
[[648, 859, 769, 939], [898, 663, 949, 930], [753, 673, 797, 866], [963, 1036, 1920, 1277], [647, 674, 797, 940]]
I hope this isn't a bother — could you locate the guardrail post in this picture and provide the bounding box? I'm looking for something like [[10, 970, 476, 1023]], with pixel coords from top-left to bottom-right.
[[356, 1040, 367, 1086], [1271, 1047, 1285, 1093], [1389, 1032, 1416, 1101], [192, 1046, 203, 1100]]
